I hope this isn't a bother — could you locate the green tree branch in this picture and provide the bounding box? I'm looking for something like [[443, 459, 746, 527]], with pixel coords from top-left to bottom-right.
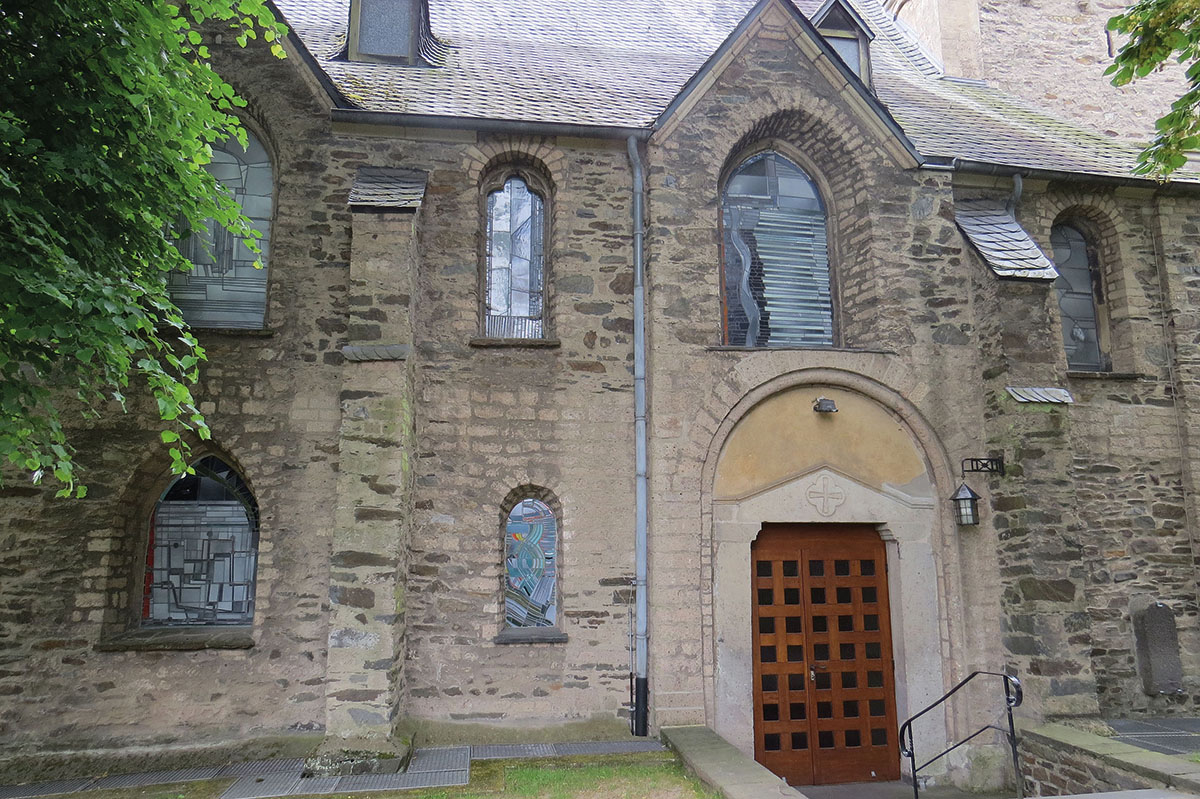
[[0, 0, 286, 496], [1109, 0, 1200, 175]]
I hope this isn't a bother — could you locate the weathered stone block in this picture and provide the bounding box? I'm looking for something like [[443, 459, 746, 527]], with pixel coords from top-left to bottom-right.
[[1132, 601, 1184, 696]]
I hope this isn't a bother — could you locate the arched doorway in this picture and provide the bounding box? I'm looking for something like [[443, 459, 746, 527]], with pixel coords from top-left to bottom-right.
[[705, 380, 957, 786]]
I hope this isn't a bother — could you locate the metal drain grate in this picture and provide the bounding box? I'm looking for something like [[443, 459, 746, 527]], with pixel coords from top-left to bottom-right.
[[407, 748, 470, 772], [335, 769, 468, 793], [220, 773, 302, 799], [91, 767, 222, 789], [552, 741, 666, 756], [470, 743, 556, 760], [0, 779, 96, 799], [287, 776, 340, 794], [217, 759, 304, 778]]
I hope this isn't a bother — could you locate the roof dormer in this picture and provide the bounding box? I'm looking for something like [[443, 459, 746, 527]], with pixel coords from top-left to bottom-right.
[[812, 0, 874, 84], [348, 0, 437, 65]]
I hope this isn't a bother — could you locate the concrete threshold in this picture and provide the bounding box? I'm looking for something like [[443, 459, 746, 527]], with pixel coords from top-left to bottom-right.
[[661, 725, 1197, 799]]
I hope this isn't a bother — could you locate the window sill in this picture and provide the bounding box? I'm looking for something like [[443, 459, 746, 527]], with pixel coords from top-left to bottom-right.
[[470, 337, 561, 349], [1066, 370, 1145, 381], [493, 628, 569, 645], [706, 345, 897, 355], [94, 626, 255, 652], [189, 327, 275, 337]]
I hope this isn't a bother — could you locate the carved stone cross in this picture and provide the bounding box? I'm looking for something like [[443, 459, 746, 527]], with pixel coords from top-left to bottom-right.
[[806, 474, 846, 517]]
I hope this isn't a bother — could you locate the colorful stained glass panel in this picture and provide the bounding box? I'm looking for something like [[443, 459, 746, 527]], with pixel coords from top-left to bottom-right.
[[505, 499, 557, 628]]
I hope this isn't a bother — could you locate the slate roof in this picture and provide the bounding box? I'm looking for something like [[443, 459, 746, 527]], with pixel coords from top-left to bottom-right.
[[272, 0, 1199, 183], [954, 199, 1059, 280], [348, 166, 427, 209]]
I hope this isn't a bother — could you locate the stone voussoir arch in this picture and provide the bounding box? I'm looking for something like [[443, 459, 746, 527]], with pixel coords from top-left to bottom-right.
[[465, 137, 569, 191]]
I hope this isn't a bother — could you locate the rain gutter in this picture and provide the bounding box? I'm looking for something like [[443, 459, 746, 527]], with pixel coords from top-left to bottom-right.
[[627, 135, 650, 737], [922, 155, 1200, 190], [330, 108, 653, 141]]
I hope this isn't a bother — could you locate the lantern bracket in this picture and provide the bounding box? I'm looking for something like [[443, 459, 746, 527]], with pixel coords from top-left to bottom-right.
[[961, 457, 1004, 478]]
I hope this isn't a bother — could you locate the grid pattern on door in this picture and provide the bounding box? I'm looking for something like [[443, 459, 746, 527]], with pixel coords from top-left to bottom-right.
[[751, 524, 900, 786]]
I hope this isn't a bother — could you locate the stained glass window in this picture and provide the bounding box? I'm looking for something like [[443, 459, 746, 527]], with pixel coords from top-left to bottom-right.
[[170, 132, 272, 329], [143, 456, 259, 625], [722, 152, 833, 347], [486, 176, 545, 339], [1052, 224, 1107, 371], [504, 499, 558, 628]]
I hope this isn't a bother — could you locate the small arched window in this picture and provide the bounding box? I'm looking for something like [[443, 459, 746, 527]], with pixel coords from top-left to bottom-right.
[[170, 131, 272, 329], [1052, 223, 1108, 371], [143, 456, 259, 625], [485, 175, 546, 339], [503, 498, 559, 629], [722, 152, 833, 347]]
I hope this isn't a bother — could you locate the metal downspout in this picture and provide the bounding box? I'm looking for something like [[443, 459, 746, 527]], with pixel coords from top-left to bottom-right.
[[627, 135, 650, 737]]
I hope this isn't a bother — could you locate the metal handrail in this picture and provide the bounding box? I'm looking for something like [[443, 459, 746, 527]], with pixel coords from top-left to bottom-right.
[[898, 671, 1023, 799]]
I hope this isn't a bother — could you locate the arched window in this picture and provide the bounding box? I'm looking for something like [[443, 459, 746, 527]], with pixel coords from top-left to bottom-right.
[[143, 456, 259, 625], [170, 131, 272, 329], [722, 151, 833, 347], [485, 175, 546, 339], [1052, 223, 1108, 371], [503, 498, 559, 629]]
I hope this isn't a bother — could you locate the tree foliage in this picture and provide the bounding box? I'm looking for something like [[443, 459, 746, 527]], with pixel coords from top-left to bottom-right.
[[1109, 0, 1200, 176], [0, 1, 286, 496]]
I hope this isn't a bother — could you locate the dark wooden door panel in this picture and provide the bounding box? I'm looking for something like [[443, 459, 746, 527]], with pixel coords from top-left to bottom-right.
[[751, 524, 901, 786]]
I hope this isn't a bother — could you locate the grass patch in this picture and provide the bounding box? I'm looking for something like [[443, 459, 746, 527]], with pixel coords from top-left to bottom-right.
[[293, 753, 720, 799]]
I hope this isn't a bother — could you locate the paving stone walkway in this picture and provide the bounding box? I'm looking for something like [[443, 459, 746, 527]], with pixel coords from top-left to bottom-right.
[[1110, 719, 1200, 757], [0, 740, 667, 799]]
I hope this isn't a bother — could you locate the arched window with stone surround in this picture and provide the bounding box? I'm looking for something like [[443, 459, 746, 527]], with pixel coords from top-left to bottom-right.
[[484, 173, 547, 339], [169, 130, 272, 329], [721, 151, 833, 347], [1052, 222, 1109, 371], [142, 456, 259, 625]]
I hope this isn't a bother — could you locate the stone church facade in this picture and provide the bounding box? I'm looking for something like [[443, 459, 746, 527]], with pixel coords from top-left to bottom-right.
[[3, 0, 1200, 789]]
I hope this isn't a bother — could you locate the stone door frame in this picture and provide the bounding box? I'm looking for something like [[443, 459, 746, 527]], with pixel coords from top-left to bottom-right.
[[698, 368, 965, 778]]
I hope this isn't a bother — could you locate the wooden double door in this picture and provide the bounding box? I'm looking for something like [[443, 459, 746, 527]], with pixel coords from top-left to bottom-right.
[[751, 524, 901, 785]]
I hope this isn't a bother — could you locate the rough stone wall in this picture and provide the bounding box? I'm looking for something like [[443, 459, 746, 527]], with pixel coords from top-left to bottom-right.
[[1020, 727, 1161, 796], [1026, 188, 1196, 716], [0, 36, 348, 749], [311, 130, 640, 726], [890, 0, 983, 78], [976, 0, 1186, 141], [962, 178, 1200, 719]]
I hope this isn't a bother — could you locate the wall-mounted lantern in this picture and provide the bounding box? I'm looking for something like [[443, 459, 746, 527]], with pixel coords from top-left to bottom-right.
[[950, 456, 1004, 527], [950, 483, 982, 526], [813, 397, 838, 413]]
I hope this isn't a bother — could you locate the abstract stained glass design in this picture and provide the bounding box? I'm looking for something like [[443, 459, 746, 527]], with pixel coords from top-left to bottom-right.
[[723, 152, 832, 347], [505, 499, 558, 628], [143, 456, 259, 625], [486, 176, 545, 339], [1052, 224, 1106, 371], [169, 133, 272, 329]]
